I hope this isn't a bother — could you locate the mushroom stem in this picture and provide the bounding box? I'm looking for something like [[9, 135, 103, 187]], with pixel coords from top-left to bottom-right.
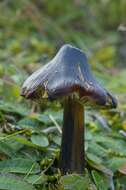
[[60, 97, 85, 174]]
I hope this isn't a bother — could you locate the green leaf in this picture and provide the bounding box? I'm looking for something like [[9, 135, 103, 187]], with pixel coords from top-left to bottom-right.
[[87, 141, 107, 159], [52, 135, 61, 146], [31, 113, 50, 124], [31, 134, 49, 147], [87, 159, 113, 176], [0, 100, 29, 116], [0, 158, 40, 174], [0, 174, 35, 190], [87, 152, 102, 164], [0, 141, 16, 157], [92, 170, 111, 190], [107, 157, 126, 172], [26, 174, 47, 185], [18, 118, 41, 131], [61, 173, 96, 190], [94, 135, 126, 156]]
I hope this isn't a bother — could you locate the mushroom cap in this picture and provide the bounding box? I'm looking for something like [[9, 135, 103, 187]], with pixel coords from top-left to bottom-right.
[[21, 44, 117, 108]]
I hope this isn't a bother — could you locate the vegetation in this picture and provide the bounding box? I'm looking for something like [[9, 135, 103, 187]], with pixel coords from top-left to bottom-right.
[[0, 0, 126, 189]]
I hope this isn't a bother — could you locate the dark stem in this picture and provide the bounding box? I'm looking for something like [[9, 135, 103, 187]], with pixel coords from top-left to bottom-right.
[[60, 97, 85, 174]]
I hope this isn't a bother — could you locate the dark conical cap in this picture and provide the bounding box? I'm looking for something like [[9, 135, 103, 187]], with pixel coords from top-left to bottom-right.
[[21, 44, 117, 108]]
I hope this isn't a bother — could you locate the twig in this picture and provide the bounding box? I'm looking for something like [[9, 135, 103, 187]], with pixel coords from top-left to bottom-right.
[[48, 114, 62, 134], [42, 126, 61, 134]]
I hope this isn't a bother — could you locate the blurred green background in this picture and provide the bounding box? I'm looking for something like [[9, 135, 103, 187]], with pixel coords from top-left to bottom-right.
[[0, 0, 126, 190]]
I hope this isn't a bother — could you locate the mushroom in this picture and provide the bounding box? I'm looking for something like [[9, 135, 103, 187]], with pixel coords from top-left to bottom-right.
[[21, 44, 117, 174]]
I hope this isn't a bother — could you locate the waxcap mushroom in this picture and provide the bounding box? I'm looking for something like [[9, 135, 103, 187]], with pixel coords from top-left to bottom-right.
[[21, 44, 117, 174], [21, 44, 117, 108]]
